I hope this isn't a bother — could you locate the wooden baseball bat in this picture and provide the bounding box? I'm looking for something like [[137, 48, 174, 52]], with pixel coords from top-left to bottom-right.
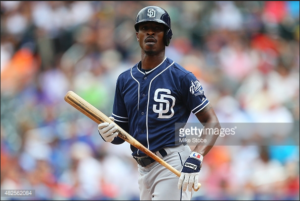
[[64, 91, 201, 191]]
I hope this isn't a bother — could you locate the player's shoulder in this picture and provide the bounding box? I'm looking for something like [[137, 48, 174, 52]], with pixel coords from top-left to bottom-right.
[[115, 63, 139, 87], [116, 64, 136, 81], [167, 58, 193, 80], [117, 68, 131, 80]]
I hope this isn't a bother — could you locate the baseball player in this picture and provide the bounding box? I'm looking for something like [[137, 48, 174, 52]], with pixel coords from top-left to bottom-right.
[[98, 6, 221, 200]]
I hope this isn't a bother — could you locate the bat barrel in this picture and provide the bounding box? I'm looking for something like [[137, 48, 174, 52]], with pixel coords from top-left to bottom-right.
[[64, 91, 109, 124]]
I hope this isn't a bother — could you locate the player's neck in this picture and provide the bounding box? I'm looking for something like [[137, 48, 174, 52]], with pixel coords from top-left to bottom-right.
[[140, 52, 165, 70]]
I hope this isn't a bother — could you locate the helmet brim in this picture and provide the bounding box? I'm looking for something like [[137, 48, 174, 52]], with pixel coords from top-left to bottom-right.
[[134, 19, 170, 32]]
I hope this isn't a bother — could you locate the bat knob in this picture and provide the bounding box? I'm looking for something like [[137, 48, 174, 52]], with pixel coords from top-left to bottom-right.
[[193, 183, 201, 191]]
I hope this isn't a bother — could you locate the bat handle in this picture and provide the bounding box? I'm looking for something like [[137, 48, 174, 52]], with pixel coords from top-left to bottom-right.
[[193, 183, 201, 191]]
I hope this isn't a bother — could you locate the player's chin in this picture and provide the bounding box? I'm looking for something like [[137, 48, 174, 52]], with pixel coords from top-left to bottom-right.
[[144, 49, 158, 55], [144, 44, 156, 50]]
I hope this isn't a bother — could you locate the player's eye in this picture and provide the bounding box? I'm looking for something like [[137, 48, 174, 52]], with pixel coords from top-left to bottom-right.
[[154, 26, 163, 31], [140, 26, 148, 31]]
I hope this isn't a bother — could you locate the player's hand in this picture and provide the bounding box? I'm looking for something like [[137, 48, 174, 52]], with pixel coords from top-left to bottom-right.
[[98, 117, 119, 142], [178, 152, 203, 192]]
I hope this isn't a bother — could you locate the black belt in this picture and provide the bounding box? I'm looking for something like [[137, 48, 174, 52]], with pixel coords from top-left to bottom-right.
[[134, 149, 168, 167]]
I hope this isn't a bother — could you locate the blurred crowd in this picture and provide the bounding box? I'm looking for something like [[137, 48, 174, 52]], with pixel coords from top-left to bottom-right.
[[1, 1, 299, 200]]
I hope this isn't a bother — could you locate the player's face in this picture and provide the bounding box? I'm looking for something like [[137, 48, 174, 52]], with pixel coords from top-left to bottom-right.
[[136, 22, 165, 55]]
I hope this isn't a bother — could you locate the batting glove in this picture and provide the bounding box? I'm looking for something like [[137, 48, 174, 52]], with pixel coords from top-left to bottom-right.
[[98, 117, 119, 142], [178, 152, 203, 192]]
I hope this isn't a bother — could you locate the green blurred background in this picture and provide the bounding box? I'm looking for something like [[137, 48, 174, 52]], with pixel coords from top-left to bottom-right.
[[1, 1, 299, 200]]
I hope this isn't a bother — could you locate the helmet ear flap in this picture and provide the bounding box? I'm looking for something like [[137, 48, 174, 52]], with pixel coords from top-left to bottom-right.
[[164, 28, 173, 46]]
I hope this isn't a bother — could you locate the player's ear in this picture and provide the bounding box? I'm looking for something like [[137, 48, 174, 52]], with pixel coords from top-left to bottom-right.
[[136, 32, 139, 41]]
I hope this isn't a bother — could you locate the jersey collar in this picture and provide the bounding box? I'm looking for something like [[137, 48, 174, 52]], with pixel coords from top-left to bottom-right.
[[131, 57, 174, 81], [136, 57, 167, 75]]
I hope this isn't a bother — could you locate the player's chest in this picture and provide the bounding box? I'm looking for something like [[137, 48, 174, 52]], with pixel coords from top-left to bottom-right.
[[122, 78, 182, 114]]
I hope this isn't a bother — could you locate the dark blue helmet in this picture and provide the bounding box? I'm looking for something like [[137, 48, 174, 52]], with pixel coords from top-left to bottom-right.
[[135, 6, 173, 46]]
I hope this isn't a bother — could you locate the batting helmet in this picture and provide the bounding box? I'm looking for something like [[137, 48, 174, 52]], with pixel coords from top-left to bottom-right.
[[135, 6, 173, 46]]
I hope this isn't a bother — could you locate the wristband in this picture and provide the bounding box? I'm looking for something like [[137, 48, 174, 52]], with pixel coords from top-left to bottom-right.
[[189, 152, 204, 162]]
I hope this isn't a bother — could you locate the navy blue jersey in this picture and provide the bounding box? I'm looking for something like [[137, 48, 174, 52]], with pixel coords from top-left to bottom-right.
[[111, 57, 209, 157]]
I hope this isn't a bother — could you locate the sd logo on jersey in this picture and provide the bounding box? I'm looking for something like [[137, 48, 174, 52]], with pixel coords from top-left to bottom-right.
[[153, 88, 175, 119], [190, 80, 204, 97]]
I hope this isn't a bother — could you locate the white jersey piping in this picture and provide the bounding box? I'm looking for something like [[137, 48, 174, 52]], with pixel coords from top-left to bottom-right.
[[130, 68, 140, 111], [191, 98, 207, 113], [146, 61, 175, 150], [112, 113, 128, 119], [136, 57, 167, 75]]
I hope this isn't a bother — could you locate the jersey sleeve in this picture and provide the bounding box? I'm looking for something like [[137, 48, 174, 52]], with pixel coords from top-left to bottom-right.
[[110, 75, 128, 144], [181, 72, 210, 115]]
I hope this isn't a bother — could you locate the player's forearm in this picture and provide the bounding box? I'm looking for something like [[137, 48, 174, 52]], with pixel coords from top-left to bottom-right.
[[193, 105, 221, 156], [193, 121, 220, 156]]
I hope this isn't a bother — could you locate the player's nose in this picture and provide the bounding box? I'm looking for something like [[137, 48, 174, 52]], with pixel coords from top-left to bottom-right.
[[146, 29, 155, 35], [146, 26, 156, 35]]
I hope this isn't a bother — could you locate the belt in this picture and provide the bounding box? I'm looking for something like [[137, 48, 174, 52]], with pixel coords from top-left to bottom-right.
[[133, 149, 168, 167]]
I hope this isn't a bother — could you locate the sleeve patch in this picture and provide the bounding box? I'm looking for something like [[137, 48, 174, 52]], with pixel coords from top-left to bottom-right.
[[189, 80, 204, 97]]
